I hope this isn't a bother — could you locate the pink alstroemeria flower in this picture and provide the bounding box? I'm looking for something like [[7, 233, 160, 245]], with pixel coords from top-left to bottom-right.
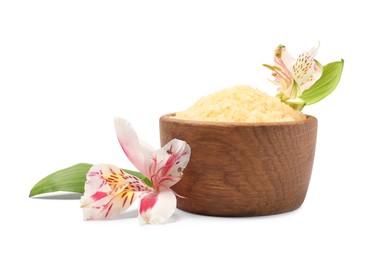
[[264, 44, 323, 99], [80, 118, 191, 224]]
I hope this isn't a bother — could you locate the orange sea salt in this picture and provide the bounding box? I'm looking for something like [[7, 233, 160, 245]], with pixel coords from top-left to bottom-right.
[[174, 86, 305, 123]]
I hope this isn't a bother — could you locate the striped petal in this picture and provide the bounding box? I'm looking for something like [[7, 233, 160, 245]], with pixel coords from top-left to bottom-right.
[[114, 117, 153, 176], [274, 44, 295, 72], [80, 164, 151, 220], [292, 44, 322, 94], [147, 139, 191, 189], [138, 190, 177, 224], [265, 45, 295, 97]]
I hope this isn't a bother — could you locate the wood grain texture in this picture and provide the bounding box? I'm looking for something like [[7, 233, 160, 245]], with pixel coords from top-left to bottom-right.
[[160, 114, 318, 216]]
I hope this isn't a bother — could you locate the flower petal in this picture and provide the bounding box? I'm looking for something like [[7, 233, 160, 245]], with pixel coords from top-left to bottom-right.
[[274, 44, 295, 71], [292, 44, 322, 94], [269, 45, 295, 95], [283, 81, 300, 100], [80, 164, 151, 220], [148, 139, 191, 189], [114, 117, 153, 175], [138, 190, 177, 224]]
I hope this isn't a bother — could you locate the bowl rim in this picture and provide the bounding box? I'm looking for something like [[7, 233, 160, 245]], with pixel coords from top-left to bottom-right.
[[160, 113, 317, 127]]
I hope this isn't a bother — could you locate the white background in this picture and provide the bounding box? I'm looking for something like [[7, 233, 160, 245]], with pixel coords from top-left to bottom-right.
[[1, 0, 389, 259]]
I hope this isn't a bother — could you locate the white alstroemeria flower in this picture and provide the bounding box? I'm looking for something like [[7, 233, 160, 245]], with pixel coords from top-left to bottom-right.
[[264, 44, 323, 99], [80, 118, 191, 224]]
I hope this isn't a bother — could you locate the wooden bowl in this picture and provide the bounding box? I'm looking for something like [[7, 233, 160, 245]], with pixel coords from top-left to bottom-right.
[[160, 114, 317, 216]]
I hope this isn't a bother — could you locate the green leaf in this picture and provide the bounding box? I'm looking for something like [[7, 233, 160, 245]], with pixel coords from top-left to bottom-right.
[[29, 163, 92, 197], [300, 59, 344, 105], [29, 163, 151, 197], [284, 98, 306, 111]]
